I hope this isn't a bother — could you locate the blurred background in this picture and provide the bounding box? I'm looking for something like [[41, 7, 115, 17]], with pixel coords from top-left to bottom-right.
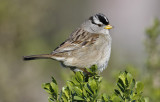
[[0, 0, 160, 102]]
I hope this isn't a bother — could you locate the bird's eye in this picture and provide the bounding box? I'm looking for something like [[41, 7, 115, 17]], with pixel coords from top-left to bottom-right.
[[97, 24, 102, 27]]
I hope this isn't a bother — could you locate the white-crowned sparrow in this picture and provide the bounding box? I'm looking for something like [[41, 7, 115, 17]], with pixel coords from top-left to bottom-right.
[[23, 13, 113, 73]]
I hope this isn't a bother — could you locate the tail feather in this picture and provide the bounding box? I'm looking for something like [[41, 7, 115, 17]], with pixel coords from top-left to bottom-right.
[[23, 54, 52, 61]]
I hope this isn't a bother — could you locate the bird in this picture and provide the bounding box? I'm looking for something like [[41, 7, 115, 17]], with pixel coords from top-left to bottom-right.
[[23, 13, 113, 73]]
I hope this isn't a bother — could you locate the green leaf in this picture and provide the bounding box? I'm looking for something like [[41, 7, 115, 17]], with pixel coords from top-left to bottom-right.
[[72, 76, 80, 85], [130, 79, 135, 89], [117, 78, 125, 92], [61, 93, 68, 102], [125, 89, 131, 95], [112, 95, 121, 102], [124, 89, 131, 100], [67, 81, 74, 90], [62, 86, 70, 100], [83, 88, 88, 97], [101, 93, 108, 101], [42, 82, 59, 101], [74, 96, 84, 101], [48, 97, 54, 102], [73, 87, 83, 97], [88, 77, 97, 93], [119, 72, 126, 84], [75, 71, 84, 83], [86, 65, 98, 74], [84, 84, 93, 95], [51, 77, 57, 85], [114, 89, 121, 95], [136, 81, 144, 94], [42, 83, 52, 94], [127, 73, 133, 87], [90, 65, 98, 72], [50, 82, 58, 96], [98, 76, 103, 82]]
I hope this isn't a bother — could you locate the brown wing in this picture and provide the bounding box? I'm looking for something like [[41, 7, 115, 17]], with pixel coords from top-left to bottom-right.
[[51, 28, 99, 54]]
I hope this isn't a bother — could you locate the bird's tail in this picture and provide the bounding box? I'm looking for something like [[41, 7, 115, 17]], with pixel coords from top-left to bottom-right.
[[23, 54, 52, 61]]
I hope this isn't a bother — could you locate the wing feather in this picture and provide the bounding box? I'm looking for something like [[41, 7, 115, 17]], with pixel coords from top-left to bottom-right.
[[52, 28, 99, 54]]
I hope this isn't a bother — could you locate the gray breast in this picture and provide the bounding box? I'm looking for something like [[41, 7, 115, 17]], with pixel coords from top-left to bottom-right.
[[96, 34, 112, 72]]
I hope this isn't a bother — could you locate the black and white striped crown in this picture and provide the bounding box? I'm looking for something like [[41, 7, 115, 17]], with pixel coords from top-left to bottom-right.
[[89, 13, 109, 26]]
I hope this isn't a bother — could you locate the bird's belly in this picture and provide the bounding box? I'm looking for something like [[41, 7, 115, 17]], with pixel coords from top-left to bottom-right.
[[64, 45, 111, 71]]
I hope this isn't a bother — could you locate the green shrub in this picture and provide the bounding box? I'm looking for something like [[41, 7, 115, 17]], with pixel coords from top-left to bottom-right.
[[42, 65, 148, 102]]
